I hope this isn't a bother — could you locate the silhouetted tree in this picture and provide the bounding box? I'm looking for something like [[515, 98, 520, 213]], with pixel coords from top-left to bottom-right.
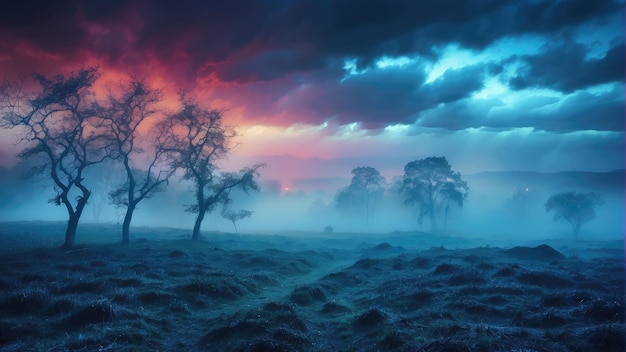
[[335, 166, 386, 225], [1, 67, 110, 248], [545, 191, 602, 237], [221, 208, 253, 233], [104, 79, 174, 245], [401, 157, 468, 231], [160, 97, 262, 240]]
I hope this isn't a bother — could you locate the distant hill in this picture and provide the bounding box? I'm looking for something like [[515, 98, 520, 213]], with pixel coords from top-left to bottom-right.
[[465, 169, 625, 194]]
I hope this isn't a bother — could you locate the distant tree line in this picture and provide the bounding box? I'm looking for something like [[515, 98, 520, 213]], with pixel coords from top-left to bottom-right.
[[335, 156, 469, 232], [335, 159, 603, 237], [0, 67, 262, 248]]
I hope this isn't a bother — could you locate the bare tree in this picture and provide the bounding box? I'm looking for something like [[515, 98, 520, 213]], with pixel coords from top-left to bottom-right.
[[104, 79, 173, 245], [1, 68, 110, 248], [160, 97, 262, 240]]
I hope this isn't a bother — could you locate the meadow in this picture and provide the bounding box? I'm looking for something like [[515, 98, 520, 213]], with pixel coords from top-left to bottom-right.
[[0, 222, 623, 351]]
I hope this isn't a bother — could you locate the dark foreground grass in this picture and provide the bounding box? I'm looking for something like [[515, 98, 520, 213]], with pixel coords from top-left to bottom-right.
[[0, 222, 623, 351]]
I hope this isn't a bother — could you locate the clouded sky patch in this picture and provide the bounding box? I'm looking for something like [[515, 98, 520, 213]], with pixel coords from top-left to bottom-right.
[[0, 0, 623, 175]]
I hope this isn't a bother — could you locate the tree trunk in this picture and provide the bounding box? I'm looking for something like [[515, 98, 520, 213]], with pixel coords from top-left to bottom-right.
[[429, 205, 438, 232], [232, 221, 238, 233], [63, 194, 89, 249], [63, 214, 79, 249], [365, 193, 370, 226], [192, 210, 206, 240], [122, 203, 136, 246], [573, 222, 581, 240]]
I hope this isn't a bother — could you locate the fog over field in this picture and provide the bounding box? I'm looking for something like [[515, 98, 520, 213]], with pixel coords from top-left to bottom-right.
[[0, 158, 623, 243]]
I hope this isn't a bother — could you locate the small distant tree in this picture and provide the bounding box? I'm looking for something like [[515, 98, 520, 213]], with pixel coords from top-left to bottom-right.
[[545, 191, 603, 237], [401, 157, 468, 231], [160, 96, 262, 240], [1, 67, 110, 248], [505, 187, 537, 214], [503, 186, 539, 229], [221, 208, 253, 233], [335, 166, 386, 225], [104, 79, 174, 245]]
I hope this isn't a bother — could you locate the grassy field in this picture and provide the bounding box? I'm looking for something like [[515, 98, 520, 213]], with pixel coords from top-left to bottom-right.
[[0, 222, 623, 351]]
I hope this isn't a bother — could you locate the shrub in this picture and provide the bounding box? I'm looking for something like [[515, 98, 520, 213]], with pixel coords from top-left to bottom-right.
[[66, 301, 116, 326], [2, 289, 51, 315], [518, 271, 572, 289], [355, 308, 388, 327], [289, 286, 326, 306]]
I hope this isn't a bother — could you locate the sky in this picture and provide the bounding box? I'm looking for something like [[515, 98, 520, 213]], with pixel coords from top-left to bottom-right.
[[0, 0, 624, 188]]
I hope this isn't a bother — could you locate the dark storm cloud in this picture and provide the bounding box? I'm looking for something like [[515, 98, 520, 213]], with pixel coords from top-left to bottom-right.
[[134, 0, 287, 68], [534, 88, 625, 132], [509, 40, 625, 92], [402, 0, 621, 56], [2, 0, 620, 79], [215, 49, 330, 83], [250, 0, 620, 83], [513, 0, 620, 29], [270, 62, 488, 129], [416, 84, 624, 133], [421, 65, 486, 105], [0, 0, 85, 54], [79, 0, 128, 22], [282, 0, 620, 68], [0, 0, 623, 130], [290, 0, 510, 66]]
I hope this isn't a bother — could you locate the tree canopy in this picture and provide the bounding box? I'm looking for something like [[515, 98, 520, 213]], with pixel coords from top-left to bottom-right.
[[335, 166, 386, 225], [545, 191, 602, 237], [401, 157, 468, 231]]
